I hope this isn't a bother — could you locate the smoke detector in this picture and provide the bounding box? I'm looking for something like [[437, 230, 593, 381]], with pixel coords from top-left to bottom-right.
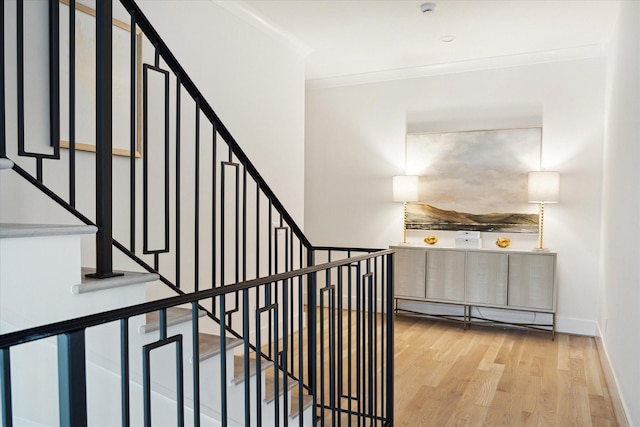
[[420, 2, 437, 14]]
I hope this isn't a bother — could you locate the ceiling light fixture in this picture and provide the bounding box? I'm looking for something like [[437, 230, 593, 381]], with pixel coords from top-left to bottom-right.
[[420, 2, 437, 14], [439, 35, 456, 43]]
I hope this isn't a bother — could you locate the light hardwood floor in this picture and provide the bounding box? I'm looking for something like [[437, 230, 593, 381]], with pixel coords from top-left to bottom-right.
[[393, 315, 618, 426]]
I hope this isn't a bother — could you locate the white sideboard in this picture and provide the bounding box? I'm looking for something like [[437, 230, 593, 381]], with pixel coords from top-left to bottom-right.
[[391, 245, 558, 338]]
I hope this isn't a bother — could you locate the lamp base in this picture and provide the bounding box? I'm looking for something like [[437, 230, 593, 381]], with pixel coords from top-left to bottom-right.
[[532, 247, 551, 252]]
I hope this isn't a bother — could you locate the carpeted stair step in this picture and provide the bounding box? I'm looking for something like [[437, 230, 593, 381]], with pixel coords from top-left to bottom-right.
[[232, 353, 313, 418], [139, 306, 207, 334], [197, 332, 244, 361]]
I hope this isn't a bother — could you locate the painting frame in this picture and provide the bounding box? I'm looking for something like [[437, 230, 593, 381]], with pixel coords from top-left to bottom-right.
[[405, 127, 542, 233], [59, 0, 143, 157]]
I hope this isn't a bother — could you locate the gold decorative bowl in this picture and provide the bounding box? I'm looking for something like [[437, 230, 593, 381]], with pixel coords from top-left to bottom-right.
[[424, 235, 438, 245], [496, 237, 511, 248]]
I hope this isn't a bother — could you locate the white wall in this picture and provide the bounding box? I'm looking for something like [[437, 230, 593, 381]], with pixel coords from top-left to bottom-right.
[[135, 0, 306, 226], [601, 1, 640, 425], [305, 58, 606, 335]]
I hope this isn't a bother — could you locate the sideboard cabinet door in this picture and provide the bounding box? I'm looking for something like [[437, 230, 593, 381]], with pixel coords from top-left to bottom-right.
[[466, 252, 508, 306], [507, 253, 556, 310], [425, 249, 465, 302], [394, 248, 426, 298]]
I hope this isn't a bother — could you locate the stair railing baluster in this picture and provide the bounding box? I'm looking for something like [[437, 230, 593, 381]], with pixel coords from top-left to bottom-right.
[[243, 167, 248, 283], [211, 123, 217, 290], [129, 10, 138, 253], [219, 295, 228, 426], [16, 0, 24, 157], [337, 266, 344, 422], [57, 330, 88, 427], [0, 348, 13, 427], [194, 99, 200, 293], [175, 75, 182, 288], [191, 302, 201, 427], [120, 318, 131, 427], [68, 0, 76, 207], [0, 0, 5, 158], [48, 0, 60, 162], [282, 278, 289, 426], [242, 288, 251, 426], [308, 267, 318, 426], [297, 274, 304, 424], [385, 253, 395, 424]]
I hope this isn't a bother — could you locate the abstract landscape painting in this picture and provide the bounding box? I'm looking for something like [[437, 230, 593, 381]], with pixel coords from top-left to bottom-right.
[[405, 203, 538, 233], [405, 127, 541, 233]]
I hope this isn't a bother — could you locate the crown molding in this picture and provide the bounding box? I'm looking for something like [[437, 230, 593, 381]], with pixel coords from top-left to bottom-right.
[[306, 43, 607, 90], [212, 0, 313, 58]]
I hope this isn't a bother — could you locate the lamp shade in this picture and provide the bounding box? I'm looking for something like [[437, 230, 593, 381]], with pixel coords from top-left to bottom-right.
[[528, 171, 560, 203], [393, 175, 419, 202]]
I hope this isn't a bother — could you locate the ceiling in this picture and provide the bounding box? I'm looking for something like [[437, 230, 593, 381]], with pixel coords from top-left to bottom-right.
[[222, 0, 619, 84]]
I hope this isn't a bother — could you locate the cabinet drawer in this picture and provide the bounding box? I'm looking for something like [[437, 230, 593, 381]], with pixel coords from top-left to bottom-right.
[[394, 248, 426, 299], [466, 252, 508, 306], [508, 253, 555, 310], [425, 250, 465, 302]]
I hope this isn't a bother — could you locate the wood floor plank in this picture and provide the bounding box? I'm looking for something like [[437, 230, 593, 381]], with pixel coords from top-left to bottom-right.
[[477, 333, 506, 372], [391, 316, 618, 426], [474, 363, 504, 407], [538, 337, 559, 422], [558, 332, 571, 370], [584, 337, 606, 395], [484, 390, 516, 427], [445, 402, 488, 427]]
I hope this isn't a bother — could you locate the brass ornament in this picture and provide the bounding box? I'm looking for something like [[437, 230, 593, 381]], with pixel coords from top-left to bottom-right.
[[496, 237, 511, 248], [424, 235, 438, 245]]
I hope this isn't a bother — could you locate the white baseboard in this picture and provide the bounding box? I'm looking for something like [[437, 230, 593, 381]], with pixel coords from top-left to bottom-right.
[[595, 324, 631, 427], [555, 316, 598, 336]]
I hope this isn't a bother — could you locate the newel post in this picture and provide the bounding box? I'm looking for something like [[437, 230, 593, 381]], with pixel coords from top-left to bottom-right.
[[89, 0, 121, 279]]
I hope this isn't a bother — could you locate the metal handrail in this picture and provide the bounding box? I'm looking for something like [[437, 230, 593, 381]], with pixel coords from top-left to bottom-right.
[[0, 250, 394, 349]]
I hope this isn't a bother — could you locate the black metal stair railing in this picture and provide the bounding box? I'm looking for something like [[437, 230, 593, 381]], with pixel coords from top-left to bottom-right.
[[0, 250, 395, 427], [3, 0, 313, 287], [0, 0, 394, 425], [3, 0, 314, 339]]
